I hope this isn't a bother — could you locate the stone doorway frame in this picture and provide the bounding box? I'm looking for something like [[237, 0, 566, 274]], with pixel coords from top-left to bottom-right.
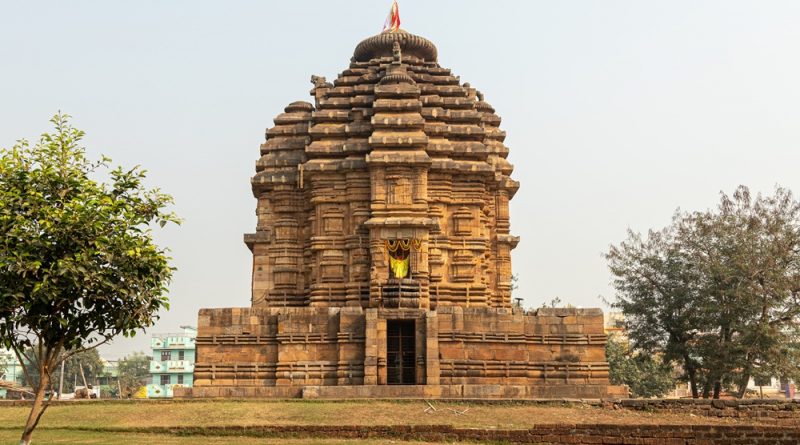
[[363, 308, 439, 386], [386, 319, 416, 384]]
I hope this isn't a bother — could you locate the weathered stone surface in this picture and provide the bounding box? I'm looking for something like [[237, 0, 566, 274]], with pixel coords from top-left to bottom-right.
[[188, 28, 621, 399]]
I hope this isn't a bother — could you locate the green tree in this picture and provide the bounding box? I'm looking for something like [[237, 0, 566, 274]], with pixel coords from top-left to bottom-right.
[[607, 186, 800, 399], [60, 349, 103, 394], [23, 348, 104, 395], [606, 336, 675, 398], [0, 113, 178, 444], [117, 352, 150, 398], [606, 220, 706, 397], [681, 187, 800, 398]]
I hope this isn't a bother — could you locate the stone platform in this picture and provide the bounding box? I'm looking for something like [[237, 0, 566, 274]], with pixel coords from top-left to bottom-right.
[[176, 383, 625, 400], [179, 306, 626, 399]]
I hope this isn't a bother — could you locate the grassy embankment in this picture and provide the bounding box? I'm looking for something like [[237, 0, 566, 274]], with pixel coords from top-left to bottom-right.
[[0, 399, 755, 445]]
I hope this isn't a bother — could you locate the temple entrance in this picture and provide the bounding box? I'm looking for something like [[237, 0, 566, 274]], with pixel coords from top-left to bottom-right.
[[387, 320, 416, 385]]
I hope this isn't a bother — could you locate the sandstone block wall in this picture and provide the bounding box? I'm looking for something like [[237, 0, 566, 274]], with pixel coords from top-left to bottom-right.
[[614, 399, 800, 425], [194, 307, 366, 387], [192, 306, 613, 392], [436, 307, 609, 385]]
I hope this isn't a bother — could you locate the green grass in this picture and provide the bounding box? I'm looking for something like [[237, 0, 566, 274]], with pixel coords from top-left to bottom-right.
[[0, 399, 734, 431], [0, 399, 756, 444]]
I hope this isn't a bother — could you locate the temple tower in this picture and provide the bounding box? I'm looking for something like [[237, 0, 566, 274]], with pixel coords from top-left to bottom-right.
[[183, 27, 624, 400], [246, 30, 519, 312]]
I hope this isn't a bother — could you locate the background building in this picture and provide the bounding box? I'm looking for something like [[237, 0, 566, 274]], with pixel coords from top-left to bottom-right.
[[96, 358, 119, 396], [147, 326, 196, 398]]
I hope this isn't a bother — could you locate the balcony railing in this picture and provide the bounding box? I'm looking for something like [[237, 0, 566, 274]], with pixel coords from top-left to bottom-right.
[[149, 360, 194, 373], [151, 336, 196, 349]]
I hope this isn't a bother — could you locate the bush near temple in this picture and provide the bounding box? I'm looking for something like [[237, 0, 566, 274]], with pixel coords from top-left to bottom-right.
[[606, 336, 675, 398]]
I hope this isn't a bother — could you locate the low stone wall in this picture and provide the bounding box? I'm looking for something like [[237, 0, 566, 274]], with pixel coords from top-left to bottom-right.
[[436, 307, 610, 386], [177, 383, 624, 399], [614, 398, 800, 424], [35, 424, 800, 444]]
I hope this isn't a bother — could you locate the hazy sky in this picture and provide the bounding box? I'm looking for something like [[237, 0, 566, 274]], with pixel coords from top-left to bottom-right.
[[2, 1, 799, 359]]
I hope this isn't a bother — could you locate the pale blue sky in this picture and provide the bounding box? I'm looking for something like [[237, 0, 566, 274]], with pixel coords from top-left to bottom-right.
[[2, 1, 799, 358]]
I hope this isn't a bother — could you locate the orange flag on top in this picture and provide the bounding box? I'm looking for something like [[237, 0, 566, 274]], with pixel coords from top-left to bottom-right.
[[383, 0, 401, 33]]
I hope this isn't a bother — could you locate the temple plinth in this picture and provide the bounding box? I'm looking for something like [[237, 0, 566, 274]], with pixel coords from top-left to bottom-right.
[[180, 29, 625, 399]]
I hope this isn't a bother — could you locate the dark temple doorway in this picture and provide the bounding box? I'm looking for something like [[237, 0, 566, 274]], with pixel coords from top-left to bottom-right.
[[387, 320, 416, 385]]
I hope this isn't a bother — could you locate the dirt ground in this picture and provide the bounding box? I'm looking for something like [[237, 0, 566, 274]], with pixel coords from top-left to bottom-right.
[[0, 429, 472, 445]]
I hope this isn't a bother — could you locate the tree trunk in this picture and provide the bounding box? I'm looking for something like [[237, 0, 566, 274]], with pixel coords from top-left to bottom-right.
[[736, 372, 750, 399], [78, 362, 89, 393], [713, 380, 722, 399], [702, 380, 711, 399], [685, 362, 699, 399], [57, 361, 65, 400], [19, 370, 50, 445]]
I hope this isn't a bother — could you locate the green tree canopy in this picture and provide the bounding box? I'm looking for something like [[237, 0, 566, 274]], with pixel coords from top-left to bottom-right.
[[117, 351, 150, 398], [607, 186, 800, 399], [0, 113, 178, 444], [23, 348, 103, 394]]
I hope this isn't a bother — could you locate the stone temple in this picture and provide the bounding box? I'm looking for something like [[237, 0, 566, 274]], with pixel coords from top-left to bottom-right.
[[178, 28, 625, 399]]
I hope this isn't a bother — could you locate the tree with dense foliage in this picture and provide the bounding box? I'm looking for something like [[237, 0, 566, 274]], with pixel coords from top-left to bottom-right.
[[0, 113, 178, 444], [116, 352, 150, 398], [606, 335, 675, 398], [606, 220, 706, 397], [607, 186, 800, 399]]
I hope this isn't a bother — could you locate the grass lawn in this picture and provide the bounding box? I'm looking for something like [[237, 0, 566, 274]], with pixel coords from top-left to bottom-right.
[[0, 399, 752, 430], [0, 399, 758, 444]]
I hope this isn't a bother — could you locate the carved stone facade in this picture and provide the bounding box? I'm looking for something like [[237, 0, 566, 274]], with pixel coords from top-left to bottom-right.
[[180, 29, 625, 399]]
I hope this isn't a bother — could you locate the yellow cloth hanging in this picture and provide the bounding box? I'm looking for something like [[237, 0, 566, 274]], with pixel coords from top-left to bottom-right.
[[389, 256, 409, 279]]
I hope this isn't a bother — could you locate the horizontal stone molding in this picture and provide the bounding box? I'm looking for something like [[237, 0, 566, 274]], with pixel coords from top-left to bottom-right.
[[439, 359, 610, 382], [438, 332, 607, 345], [196, 333, 365, 346], [195, 361, 364, 384]]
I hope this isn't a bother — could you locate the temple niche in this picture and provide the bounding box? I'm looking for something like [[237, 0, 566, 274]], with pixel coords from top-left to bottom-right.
[[180, 28, 625, 399]]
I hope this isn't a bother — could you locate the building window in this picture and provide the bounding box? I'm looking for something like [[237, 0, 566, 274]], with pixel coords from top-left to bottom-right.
[[160, 375, 170, 385], [178, 351, 185, 361], [161, 350, 171, 361], [177, 374, 184, 385]]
